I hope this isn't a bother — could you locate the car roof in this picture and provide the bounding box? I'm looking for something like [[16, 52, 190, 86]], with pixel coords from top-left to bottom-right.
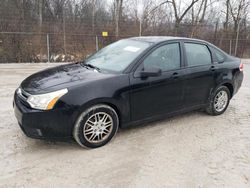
[[129, 36, 207, 44]]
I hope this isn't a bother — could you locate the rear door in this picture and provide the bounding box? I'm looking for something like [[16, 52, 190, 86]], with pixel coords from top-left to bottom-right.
[[183, 42, 215, 107]]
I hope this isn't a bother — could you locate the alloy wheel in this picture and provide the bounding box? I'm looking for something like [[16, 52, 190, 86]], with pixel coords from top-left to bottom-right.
[[214, 90, 228, 112], [83, 112, 113, 143]]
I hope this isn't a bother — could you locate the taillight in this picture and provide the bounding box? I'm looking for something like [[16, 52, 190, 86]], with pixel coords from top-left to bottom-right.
[[239, 63, 243, 72]]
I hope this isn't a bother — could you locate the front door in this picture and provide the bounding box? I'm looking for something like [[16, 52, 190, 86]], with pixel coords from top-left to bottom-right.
[[129, 42, 185, 121]]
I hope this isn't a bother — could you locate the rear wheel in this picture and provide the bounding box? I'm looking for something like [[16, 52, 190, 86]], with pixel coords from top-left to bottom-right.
[[206, 86, 230, 115], [73, 104, 119, 148]]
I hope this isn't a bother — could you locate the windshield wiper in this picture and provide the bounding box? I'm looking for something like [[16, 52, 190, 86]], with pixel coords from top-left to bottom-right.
[[81, 62, 100, 72]]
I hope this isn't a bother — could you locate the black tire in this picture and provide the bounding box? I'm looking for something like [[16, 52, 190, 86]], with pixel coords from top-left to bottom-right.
[[206, 86, 231, 116], [73, 104, 119, 148]]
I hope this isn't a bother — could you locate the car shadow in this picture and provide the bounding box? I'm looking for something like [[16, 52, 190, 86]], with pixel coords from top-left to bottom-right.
[[25, 110, 208, 150], [118, 110, 207, 133]]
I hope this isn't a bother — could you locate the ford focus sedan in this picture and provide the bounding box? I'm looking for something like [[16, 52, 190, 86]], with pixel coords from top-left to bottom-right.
[[13, 37, 243, 148]]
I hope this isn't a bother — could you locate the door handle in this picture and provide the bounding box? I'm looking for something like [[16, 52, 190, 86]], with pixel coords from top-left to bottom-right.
[[210, 66, 216, 71], [172, 72, 179, 79]]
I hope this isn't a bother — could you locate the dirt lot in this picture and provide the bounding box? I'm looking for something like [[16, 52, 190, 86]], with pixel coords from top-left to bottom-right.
[[0, 60, 250, 188]]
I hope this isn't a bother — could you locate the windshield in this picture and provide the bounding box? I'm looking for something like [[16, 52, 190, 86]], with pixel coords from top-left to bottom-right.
[[84, 39, 152, 72]]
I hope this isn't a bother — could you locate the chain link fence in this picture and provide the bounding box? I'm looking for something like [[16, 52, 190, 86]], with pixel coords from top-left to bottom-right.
[[0, 32, 249, 63]]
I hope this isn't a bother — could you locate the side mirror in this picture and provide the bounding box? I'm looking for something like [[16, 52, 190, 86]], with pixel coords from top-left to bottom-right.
[[140, 67, 162, 78]]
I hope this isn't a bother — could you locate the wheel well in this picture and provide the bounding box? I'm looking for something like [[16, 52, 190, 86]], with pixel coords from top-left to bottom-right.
[[73, 101, 122, 130], [222, 83, 234, 98]]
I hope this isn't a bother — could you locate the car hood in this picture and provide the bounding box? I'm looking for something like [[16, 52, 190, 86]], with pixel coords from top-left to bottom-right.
[[21, 63, 112, 94]]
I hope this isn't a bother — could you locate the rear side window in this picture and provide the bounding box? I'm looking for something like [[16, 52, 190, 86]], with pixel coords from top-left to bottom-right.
[[185, 43, 212, 66], [212, 47, 225, 62]]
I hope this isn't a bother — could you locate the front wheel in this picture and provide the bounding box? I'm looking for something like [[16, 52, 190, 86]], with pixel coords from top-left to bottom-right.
[[206, 86, 230, 116], [73, 104, 119, 148]]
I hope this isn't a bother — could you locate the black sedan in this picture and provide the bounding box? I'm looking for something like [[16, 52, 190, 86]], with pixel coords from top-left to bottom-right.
[[14, 37, 244, 148]]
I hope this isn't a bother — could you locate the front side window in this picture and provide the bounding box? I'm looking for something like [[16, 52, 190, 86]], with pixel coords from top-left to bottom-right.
[[185, 43, 211, 66], [143, 43, 181, 71]]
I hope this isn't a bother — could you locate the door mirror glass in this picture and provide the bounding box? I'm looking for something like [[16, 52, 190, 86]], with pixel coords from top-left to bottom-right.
[[140, 67, 162, 78]]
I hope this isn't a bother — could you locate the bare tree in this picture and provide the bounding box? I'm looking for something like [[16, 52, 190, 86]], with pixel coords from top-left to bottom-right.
[[190, 0, 209, 37], [91, 0, 97, 34], [38, 0, 43, 29], [1, 0, 250, 62], [114, 0, 123, 37], [172, 0, 199, 35], [229, 0, 249, 55]]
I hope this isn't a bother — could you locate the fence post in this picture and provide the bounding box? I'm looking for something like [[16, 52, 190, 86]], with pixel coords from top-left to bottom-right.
[[235, 19, 241, 56], [95, 35, 99, 51], [139, 19, 142, 36], [229, 40, 232, 55], [47, 34, 50, 63]]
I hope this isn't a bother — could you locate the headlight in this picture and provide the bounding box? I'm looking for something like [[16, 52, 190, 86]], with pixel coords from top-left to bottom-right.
[[27, 89, 68, 110]]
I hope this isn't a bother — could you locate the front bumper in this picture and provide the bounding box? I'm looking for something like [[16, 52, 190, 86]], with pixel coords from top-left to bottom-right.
[[14, 92, 75, 140]]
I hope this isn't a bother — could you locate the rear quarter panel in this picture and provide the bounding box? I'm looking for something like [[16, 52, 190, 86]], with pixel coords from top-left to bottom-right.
[[214, 56, 243, 97]]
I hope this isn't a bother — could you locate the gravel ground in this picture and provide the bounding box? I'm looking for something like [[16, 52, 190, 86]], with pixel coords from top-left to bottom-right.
[[0, 60, 250, 188]]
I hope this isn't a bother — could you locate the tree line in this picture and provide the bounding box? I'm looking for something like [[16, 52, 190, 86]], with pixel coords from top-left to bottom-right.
[[0, 0, 249, 62]]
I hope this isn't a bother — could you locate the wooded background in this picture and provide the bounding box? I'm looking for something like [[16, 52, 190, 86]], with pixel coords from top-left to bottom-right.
[[0, 0, 250, 63]]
